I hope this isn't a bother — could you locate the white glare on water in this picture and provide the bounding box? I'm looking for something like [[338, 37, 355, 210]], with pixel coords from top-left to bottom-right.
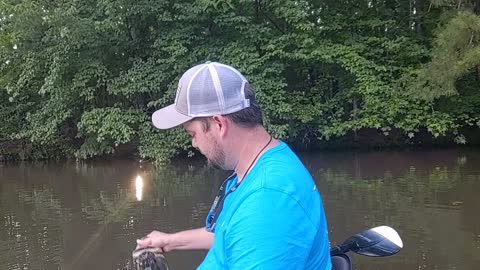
[[135, 175, 144, 201]]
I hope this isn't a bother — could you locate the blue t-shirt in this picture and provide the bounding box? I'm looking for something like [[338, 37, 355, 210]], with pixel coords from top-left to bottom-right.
[[197, 142, 332, 270]]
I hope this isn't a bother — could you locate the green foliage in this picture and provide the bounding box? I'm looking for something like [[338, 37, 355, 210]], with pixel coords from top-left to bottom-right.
[[1, 0, 480, 161], [76, 108, 144, 158], [406, 11, 480, 100], [138, 122, 190, 164]]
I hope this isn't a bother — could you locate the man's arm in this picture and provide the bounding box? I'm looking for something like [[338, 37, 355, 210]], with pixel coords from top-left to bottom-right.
[[136, 227, 214, 252]]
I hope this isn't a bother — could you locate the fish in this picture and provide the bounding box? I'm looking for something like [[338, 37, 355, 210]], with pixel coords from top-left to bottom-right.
[[132, 247, 169, 270]]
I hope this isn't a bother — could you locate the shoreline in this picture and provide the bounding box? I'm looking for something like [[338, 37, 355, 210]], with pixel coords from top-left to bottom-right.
[[2, 127, 480, 162]]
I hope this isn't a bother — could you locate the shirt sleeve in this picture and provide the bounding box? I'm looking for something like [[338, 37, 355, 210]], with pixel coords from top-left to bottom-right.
[[224, 188, 318, 270]]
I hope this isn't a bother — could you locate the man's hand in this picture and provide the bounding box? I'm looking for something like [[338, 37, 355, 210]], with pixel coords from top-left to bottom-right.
[[136, 231, 174, 252]]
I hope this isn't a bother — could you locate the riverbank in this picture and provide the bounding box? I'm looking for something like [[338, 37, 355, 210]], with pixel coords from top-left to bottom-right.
[[292, 127, 480, 151], [2, 127, 479, 162], [0, 139, 24, 162]]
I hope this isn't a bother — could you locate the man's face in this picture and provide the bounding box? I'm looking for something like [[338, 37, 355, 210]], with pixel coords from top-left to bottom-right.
[[183, 119, 226, 169]]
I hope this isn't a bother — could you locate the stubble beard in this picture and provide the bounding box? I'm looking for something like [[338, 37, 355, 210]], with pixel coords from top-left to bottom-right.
[[206, 138, 227, 170]]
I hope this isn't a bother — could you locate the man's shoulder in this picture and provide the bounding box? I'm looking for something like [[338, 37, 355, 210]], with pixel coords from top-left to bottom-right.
[[257, 142, 314, 189]]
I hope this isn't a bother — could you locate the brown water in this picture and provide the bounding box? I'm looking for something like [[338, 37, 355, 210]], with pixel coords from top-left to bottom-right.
[[1, 148, 479, 270]]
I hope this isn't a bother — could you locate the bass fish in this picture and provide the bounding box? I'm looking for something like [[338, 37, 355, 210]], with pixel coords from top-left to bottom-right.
[[132, 247, 169, 270]]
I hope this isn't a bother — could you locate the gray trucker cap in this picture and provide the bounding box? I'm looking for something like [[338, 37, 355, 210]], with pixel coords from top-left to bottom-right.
[[152, 62, 250, 129]]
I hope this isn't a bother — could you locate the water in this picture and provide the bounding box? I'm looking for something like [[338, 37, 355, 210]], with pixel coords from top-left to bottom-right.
[[1, 148, 479, 270]]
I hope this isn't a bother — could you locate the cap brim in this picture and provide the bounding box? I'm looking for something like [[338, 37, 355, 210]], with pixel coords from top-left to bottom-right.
[[152, 104, 193, 129]]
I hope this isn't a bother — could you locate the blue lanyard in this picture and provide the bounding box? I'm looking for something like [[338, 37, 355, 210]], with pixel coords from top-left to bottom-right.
[[206, 173, 238, 232], [205, 135, 273, 232]]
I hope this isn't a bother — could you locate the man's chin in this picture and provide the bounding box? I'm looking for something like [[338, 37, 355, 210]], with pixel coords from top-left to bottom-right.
[[207, 159, 224, 170]]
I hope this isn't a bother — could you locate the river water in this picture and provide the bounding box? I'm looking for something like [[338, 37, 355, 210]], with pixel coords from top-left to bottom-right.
[[1, 148, 479, 270]]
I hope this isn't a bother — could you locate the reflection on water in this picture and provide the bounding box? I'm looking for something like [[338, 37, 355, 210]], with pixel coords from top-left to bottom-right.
[[135, 176, 143, 202], [0, 149, 479, 270]]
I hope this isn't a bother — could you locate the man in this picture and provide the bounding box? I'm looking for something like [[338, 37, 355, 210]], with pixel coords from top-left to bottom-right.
[[137, 62, 332, 269]]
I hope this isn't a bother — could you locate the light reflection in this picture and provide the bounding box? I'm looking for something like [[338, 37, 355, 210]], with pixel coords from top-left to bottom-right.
[[135, 175, 144, 201]]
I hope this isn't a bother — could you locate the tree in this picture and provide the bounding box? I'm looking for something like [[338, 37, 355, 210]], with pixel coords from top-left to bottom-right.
[[1, 0, 479, 162]]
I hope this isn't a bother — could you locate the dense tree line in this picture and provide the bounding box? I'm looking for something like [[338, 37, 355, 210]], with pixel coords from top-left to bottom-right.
[[1, 0, 479, 161]]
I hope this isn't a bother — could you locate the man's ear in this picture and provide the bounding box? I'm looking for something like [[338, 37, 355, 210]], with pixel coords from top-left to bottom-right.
[[211, 115, 229, 137]]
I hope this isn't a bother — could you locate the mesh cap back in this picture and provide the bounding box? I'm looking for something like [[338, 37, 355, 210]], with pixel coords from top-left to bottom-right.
[[152, 62, 250, 129]]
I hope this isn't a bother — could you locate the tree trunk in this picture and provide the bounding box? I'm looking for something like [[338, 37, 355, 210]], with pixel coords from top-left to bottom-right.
[[414, 0, 423, 34], [476, 64, 480, 82], [474, 0, 480, 15], [474, 0, 480, 80], [353, 96, 359, 142]]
